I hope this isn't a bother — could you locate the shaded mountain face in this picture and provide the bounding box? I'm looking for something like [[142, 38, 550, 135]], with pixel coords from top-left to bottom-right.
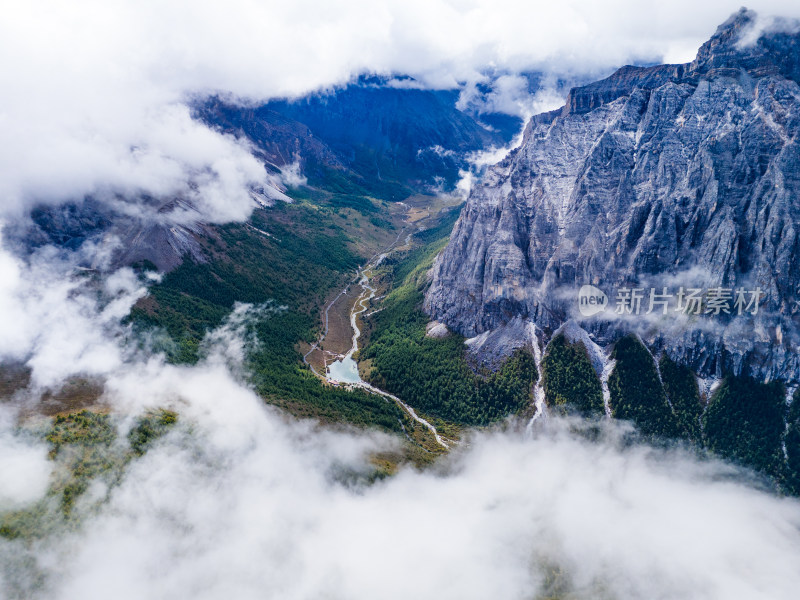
[[198, 77, 522, 201], [426, 9, 800, 382], [5, 198, 213, 272], [11, 77, 521, 272]]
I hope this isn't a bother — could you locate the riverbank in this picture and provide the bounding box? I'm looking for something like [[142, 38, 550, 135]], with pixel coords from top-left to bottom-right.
[[302, 197, 464, 450]]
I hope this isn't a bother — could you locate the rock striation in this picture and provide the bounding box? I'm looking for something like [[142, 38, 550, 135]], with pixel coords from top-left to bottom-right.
[[426, 9, 800, 382]]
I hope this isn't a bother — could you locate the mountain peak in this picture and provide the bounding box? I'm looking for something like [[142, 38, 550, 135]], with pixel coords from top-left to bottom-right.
[[690, 8, 800, 81], [714, 6, 756, 36]]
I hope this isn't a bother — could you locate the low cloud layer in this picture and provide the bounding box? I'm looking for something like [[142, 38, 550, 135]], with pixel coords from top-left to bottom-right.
[[0, 406, 52, 511], [0, 232, 145, 387], [3, 341, 800, 599], [3, 3, 800, 598], [0, 265, 799, 599], [3, 0, 800, 224]]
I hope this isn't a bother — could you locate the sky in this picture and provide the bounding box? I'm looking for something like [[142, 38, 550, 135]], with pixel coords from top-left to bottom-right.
[[2, 2, 800, 598]]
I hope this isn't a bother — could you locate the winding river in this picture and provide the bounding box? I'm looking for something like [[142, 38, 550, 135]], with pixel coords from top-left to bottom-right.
[[303, 228, 451, 449], [326, 268, 378, 384]]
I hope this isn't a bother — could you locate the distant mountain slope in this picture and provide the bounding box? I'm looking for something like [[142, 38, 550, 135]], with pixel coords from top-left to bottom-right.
[[11, 77, 522, 273], [198, 77, 522, 200]]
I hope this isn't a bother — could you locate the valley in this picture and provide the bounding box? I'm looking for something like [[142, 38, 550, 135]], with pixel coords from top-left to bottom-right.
[[5, 5, 800, 600], [5, 9, 800, 493], [122, 189, 473, 458], [303, 196, 466, 449]]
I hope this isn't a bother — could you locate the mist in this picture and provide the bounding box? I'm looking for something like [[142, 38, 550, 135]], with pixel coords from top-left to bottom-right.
[[1, 288, 800, 599], [3, 2, 800, 599], [4, 0, 800, 224]]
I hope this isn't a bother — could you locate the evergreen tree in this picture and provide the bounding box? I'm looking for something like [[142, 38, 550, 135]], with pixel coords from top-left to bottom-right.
[[608, 335, 681, 438], [659, 355, 704, 444], [541, 334, 604, 416], [703, 376, 786, 478]]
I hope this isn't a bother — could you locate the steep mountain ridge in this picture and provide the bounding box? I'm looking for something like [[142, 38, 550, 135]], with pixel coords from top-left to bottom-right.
[[426, 9, 800, 382]]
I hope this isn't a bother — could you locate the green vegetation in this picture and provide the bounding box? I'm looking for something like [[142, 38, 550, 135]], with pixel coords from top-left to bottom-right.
[[608, 346, 796, 492], [659, 355, 704, 443], [129, 409, 178, 456], [384, 207, 461, 288], [363, 288, 536, 425], [703, 376, 787, 478], [601, 340, 794, 491], [47, 410, 116, 454], [130, 199, 407, 434], [608, 335, 681, 438], [540, 334, 604, 416], [302, 160, 372, 196], [413, 206, 461, 244], [362, 225, 537, 426], [0, 409, 178, 540], [46, 411, 118, 516], [130, 202, 362, 363], [783, 387, 800, 495], [325, 193, 379, 215], [303, 156, 412, 201], [248, 310, 406, 433]]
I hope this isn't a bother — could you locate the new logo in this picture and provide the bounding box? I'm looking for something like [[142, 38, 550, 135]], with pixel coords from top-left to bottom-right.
[[578, 285, 608, 317]]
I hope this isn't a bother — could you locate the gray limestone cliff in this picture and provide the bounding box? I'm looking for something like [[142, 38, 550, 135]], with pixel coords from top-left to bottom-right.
[[425, 9, 800, 382]]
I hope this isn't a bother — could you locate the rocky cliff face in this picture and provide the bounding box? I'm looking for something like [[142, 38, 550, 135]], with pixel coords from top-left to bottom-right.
[[426, 10, 800, 382]]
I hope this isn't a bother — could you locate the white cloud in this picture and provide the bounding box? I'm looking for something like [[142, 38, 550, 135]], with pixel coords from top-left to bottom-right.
[[2, 1, 800, 223], [0, 233, 146, 387], [0, 406, 52, 511], [0, 275, 799, 599], [279, 161, 308, 188], [3, 3, 800, 597], [457, 74, 569, 120], [11, 383, 800, 599]]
